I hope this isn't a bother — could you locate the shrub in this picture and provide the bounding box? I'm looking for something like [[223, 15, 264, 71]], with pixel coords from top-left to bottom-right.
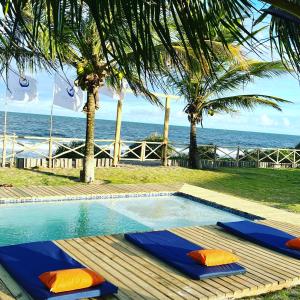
[[126, 133, 173, 159], [239, 148, 294, 163], [54, 141, 111, 159], [238, 149, 258, 162], [197, 145, 217, 160]]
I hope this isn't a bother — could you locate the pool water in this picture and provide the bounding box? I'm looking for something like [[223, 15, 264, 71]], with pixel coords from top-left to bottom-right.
[[0, 195, 246, 246]]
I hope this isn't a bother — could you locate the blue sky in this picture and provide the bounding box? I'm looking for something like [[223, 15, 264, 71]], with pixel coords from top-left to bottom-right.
[[0, 68, 299, 136]]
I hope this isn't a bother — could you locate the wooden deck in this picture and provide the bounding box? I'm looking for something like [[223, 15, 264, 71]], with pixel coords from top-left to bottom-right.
[[0, 183, 182, 202], [2, 219, 300, 300]]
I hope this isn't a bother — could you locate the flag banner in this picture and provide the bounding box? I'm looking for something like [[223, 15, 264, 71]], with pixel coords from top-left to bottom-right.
[[53, 75, 83, 111], [6, 70, 38, 102], [99, 81, 127, 101]]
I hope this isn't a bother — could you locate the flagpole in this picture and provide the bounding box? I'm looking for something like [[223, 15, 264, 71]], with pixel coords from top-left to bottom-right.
[[2, 69, 8, 136], [2, 95, 8, 167], [3, 102, 7, 136], [49, 103, 54, 140], [48, 84, 55, 168]]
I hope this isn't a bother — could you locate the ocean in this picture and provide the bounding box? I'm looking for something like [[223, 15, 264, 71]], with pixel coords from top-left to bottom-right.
[[1, 111, 299, 148]]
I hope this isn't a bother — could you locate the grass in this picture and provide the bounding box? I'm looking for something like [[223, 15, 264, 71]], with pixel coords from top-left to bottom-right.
[[1, 166, 300, 212], [246, 287, 300, 299], [0, 166, 300, 299]]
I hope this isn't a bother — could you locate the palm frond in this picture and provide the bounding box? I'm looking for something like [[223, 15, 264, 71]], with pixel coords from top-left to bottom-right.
[[204, 94, 291, 114], [262, 0, 300, 19], [0, 0, 256, 80], [204, 60, 289, 97], [256, 1, 300, 73]]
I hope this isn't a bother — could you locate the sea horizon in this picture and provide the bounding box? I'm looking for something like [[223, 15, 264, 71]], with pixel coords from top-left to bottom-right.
[[0, 111, 300, 148]]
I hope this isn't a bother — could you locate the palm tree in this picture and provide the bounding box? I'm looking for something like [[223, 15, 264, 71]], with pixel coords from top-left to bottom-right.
[[0, 1, 258, 78], [9, 3, 255, 182], [169, 59, 290, 168], [0, 3, 164, 182], [47, 10, 163, 183], [0, 1, 298, 175], [257, 3, 300, 73], [2, 1, 300, 74]]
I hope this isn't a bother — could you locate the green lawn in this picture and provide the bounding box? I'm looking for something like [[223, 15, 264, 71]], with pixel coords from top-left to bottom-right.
[[1, 166, 300, 212], [0, 166, 300, 299], [246, 287, 300, 299]]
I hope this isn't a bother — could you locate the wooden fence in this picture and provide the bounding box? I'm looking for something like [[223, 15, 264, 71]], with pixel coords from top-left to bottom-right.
[[0, 134, 165, 168], [168, 145, 300, 169], [1, 134, 299, 169]]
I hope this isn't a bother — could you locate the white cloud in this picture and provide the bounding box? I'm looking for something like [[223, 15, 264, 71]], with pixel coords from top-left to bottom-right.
[[282, 117, 291, 128], [260, 114, 277, 127]]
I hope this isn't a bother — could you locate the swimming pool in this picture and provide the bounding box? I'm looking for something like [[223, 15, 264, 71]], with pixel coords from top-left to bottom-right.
[[0, 194, 248, 246]]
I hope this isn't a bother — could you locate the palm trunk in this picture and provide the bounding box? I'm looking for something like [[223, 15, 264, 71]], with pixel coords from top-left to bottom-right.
[[189, 118, 198, 169], [82, 88, 97, 183]]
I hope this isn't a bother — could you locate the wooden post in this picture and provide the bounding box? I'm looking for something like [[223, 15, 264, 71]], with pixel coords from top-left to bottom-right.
[[10, 133, 16, 167], [162, 96, 171, 166], [236, 146, 240, 167], [141, 141, 146, 161], [48, 137, 53, 168], [2, 133, 7, 168], [2, 109, 7, 168], [113, 98, 123, 166], [213, 145, 217, 168], [48, 104, 54, 169], [276, 149, 280, 166]]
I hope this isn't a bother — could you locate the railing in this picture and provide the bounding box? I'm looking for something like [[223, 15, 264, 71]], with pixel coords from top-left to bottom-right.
[[169, 144, 300, 169], [0, 134, 167, 168], [1, 134, 299, 169]]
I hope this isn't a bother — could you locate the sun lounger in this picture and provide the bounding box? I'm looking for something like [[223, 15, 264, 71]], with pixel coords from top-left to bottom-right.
[[217, 220, 300, 259], [0, 241, 118, 300], [124, 230, 246, 279]]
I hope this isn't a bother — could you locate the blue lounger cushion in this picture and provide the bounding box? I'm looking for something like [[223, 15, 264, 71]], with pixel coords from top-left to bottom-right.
[[217, 220, 300, 259], [0, 241, 118, 300], [124, 230, 246, 280]]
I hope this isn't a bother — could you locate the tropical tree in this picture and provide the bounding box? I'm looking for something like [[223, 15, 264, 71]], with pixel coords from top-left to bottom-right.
[[0, 0, 298, 176], [1, 1, 300, 74], [0, 1, 254, 60], [1, 3, 166, 182], [256, 2, 300, 73], [168, 59, 290, 168], [2, 2, 259, 182], [55, 12, 160, 183]]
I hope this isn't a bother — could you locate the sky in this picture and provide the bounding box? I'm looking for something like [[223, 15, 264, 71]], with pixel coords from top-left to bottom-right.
[[0, 68, 299, 136], [0, 0, 299, 136]]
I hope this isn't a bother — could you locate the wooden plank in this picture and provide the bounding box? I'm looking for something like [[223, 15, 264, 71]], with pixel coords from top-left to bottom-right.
[[181, 226, 300, 272], [204, 224, 300, 266], [175, 227, 300, 280], [173, 227, 293, 284], [261, 220, 300, 235], [86, 236, 191, 300], [2, 221, 300, 300], [105, 236, 226, 299], [74, 237, 179, 300], [68, 237, 174, 300], [92, 236, 213, 299], [56, 240, 136, 300]]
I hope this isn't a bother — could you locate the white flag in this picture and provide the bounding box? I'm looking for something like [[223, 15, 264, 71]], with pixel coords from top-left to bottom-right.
[[53, 75, 83, 111], [6, 70, 38, 102], [99, 81, 127, 101]]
